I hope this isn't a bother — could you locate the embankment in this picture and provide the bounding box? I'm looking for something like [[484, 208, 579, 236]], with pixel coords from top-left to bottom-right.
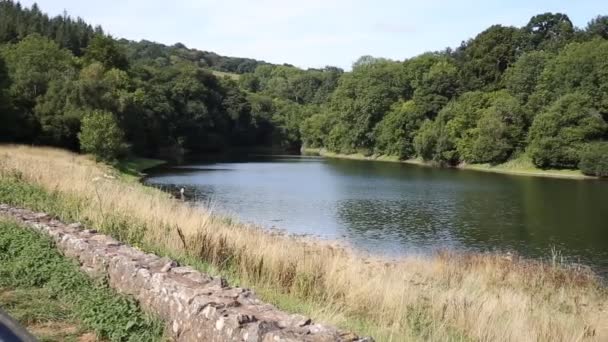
[[0, 145, 607, 341], [0, 205, 365, 341]]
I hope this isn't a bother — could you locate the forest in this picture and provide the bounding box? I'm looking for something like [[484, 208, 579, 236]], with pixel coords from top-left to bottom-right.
[[1, 1, 607, 176]]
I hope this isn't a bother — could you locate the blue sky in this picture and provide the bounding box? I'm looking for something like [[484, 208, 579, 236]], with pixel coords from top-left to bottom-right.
[[18, 0, 608, 69]]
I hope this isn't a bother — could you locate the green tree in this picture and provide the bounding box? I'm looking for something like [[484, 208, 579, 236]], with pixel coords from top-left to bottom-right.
[[84, 35, 129, 70], [528, 93, 607, 168], [1, 33, 75, 108], [525, 13, 574, 51], [374, 100, 425, 158], [503, 51, 552, 104], [0, 54, 19, 141], [459, 25, 525, 91], [579, 142, 608, 177], [468, 93, 526, 163], [328, 59, 407, 151], [78, 110, 127, 161], [413, 120, 438, 161], [412, 59, 460, 117], [301, 111, 333, 148], [586, 15, 608, 39], [535, 39, 608, 114], [441, 91, 493, 163], [413, 119, 458, 165]]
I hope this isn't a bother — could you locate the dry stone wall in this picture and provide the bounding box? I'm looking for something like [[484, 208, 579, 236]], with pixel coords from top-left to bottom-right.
[[0, 204, 373, 342]]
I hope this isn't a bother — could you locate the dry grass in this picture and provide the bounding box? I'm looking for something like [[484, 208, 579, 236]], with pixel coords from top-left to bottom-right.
[[1, 145, 607, 341]]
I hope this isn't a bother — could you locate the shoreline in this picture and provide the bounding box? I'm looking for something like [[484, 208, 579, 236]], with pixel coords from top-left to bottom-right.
[[301, 147, 595, 180]]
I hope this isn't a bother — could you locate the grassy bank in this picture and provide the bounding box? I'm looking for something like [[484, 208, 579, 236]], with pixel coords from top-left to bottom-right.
[[115, 157, 167, 181], [0, 218, 164, 342], [302, 147, 592, 180], [0, 145, 606, 341]]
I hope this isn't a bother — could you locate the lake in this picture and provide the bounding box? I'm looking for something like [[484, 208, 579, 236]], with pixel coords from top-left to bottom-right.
[[144, 154, 608, 273]]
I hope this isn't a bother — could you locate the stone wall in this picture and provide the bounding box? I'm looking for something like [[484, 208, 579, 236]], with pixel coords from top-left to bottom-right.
[[0, 205, 372, 342]]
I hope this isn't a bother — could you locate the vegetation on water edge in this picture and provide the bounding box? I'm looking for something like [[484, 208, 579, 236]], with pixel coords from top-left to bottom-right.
[[1, 146, 606, 341], [0, 218, 165, 342], [302, 147, 591, 180], [1, 2, 608, 176]]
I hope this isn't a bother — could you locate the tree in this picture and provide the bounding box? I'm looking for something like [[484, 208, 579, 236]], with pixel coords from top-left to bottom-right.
[[79, 110, 127, 161], [528, 93, 607, 168], [586, 16, 608, 39], [0, 54, 19, 141], [239, 73, 260, 92], [301, 112, 333, 148], [525, 13, 574, 51], [352, 55, 388, 70], [441, 91, 493, 163], [328, 59, 407, 151], [503, 51, 552, 104], [534, 39, 608, 114], [84, 35, 129, 70], [413, 120, 438, 161], [468, 93, 526, 163], [413, 119, 458, 165], [579, 142, 608, 177], [459, 25, 525, 90], [412, 59, 460, 117], [374, 100, 425, 158], [1, 34, 75, 108]]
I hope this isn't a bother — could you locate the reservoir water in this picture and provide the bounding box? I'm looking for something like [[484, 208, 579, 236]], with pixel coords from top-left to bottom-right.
[[144, 155, 608, 272]]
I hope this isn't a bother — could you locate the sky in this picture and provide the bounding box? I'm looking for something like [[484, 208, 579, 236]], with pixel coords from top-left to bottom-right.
[[17, 0, 608, 70]]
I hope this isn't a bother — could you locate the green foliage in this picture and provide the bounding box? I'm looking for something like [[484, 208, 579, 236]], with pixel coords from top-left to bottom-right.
[[0, 1, 98, 56], [439, 91, 492, 163], [412, 59, 460, 116], [328, 59, 408, 150], [524, 13, 574, 51], [528, 93, 607, 168], [459, 25, 525, 90], [0, 54, 19, 141], [412, 91, 526, 165], [535, 39, 608, 113], [468, 93, 526, 163], [579, 142, 608, 177], [586, 16, 608, 39], [79, 110, 127, 161], [503, 51, 553, 104], [0, 219, 164, 341], [301, 112, 333, 148], [84, 35, 129, 70], [1, 33, 75, 106], [374, 101, 425, 159]]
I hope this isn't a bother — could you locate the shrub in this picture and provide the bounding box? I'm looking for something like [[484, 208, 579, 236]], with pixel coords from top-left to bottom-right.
[[79, 110, 127, 162], [579, 142, 608, 177]]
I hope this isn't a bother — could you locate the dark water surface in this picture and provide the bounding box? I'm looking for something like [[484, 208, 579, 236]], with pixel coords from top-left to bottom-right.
[[144, 155, 608, 272]]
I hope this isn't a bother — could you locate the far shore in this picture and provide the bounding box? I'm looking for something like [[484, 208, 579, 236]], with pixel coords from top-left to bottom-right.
[[301, 147, 595, 180]]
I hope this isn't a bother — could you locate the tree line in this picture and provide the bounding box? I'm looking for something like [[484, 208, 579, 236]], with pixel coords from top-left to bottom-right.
[[0, 1, 607, 176], [297, 13, 608, 176], [0, 0, 340, 159]]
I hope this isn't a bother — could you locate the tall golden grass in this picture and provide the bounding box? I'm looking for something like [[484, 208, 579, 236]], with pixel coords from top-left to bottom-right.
[[1, 145, 606, 341]]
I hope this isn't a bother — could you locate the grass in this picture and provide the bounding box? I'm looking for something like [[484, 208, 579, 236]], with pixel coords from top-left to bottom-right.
[[302, 147, 591, 180], [461, 154, 590, 179], [0, 218, 165, 342], [114, 157, 166, 182], [209, 70, 241, 80], [0, 145, 607, 341]]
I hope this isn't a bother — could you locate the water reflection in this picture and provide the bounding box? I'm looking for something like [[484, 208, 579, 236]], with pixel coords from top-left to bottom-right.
[[144, 155, 608, 272]]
